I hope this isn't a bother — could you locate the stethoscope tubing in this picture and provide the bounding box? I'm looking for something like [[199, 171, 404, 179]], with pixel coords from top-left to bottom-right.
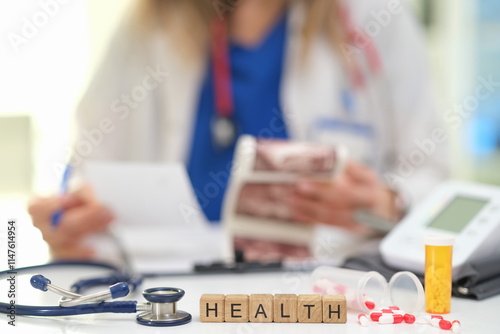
[[0, 259, 287, 318], [0, 261, 138, 317], [1, 301, 138, 316]]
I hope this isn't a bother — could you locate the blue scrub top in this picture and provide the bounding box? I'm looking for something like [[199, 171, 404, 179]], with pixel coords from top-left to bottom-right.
[[187, 13, 289, 222]]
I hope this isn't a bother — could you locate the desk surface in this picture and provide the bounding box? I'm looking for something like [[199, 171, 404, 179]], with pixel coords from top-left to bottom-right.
[[1, 264, 499, 334]]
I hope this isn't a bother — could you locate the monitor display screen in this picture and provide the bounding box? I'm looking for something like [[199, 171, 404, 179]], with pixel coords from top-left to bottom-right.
[[428, 196, 489, 233]]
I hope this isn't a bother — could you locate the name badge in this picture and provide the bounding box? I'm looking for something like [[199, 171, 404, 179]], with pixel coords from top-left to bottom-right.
[[309, 118, 376, 165]]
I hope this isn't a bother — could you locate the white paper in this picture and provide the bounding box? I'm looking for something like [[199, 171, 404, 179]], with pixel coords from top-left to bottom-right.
[[81, 161, 230, 272], [83, 162, 207, 229]]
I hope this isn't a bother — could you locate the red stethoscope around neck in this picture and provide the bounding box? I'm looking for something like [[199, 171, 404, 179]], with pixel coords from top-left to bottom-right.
[[209, 7, 381, 149], [210, 19, 236, 149]]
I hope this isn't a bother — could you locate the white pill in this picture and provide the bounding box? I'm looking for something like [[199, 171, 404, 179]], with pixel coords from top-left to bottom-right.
[[358, 314, 369, 327]]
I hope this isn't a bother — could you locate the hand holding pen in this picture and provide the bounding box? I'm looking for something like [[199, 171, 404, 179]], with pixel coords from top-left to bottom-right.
[[28, 180, 115, 260], [51, 164, 73, 228]]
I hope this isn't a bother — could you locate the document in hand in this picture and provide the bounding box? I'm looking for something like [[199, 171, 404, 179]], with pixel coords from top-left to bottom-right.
[[82, 161, 229, 272]]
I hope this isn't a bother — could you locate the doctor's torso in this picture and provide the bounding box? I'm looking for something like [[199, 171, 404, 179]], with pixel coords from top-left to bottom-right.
[[74, 0, 446, 205]]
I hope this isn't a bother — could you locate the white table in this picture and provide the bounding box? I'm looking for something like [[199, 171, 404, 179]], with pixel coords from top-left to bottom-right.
[[1, 264, 499, 333]]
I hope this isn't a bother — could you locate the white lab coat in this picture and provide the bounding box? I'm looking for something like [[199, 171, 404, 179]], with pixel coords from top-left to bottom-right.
[[75, 0, 448, 209]]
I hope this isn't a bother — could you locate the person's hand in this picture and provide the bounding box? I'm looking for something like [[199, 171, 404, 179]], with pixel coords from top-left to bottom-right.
[[291, 161, 400, 232], [28, 184, 114, 260]]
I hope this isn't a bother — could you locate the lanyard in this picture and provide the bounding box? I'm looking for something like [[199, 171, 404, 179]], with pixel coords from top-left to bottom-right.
[[210, 19, 237, 149]]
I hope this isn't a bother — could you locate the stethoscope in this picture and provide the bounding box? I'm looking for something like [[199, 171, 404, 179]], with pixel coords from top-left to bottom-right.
[[0, 250, 282, 325], [209, 4, 383, 151], [210, 18, 237, 149], [0, 261, 191, 327]]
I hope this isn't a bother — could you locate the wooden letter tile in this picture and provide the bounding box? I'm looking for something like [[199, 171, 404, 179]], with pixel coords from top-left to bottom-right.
[[273, 294, 297, 323], [297, 294, 322, 323], [200, 294, 225, 322], [249, 294, 273, 323], [225, 294, 249, 322], [322, 295, 347, 323]]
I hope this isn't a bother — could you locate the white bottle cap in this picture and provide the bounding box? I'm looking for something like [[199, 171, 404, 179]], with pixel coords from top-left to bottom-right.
[[424, 234, 455, 246]]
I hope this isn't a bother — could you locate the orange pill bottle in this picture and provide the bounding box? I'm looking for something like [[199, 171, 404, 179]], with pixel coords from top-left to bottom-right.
[[424, 235, 454, 314]]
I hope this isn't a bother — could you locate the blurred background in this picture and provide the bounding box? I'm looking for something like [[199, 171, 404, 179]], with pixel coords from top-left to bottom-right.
[[0, 0, 499, 267]]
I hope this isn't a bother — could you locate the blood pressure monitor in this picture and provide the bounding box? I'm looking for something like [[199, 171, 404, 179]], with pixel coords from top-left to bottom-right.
[[380, 180, 500, 275]]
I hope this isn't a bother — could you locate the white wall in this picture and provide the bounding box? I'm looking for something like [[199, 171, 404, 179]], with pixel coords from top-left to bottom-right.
[[0, 0, 133, 195], [0, 0, 133, 268]]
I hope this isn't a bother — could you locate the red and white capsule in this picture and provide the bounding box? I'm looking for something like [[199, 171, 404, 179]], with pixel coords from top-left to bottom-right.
[[370, 311, 382, 322], [452, 320, 461, 333], [364, 299, 375, 310], [440, 320, 452, 330], [430, 318, 452, 330], [358, 314, 369, 327], [378, 314, 404, 324], [403, 314, 416, 324]]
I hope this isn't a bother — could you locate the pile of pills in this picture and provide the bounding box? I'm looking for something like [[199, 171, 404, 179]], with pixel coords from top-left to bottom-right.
[[357, 306, 461, 332]]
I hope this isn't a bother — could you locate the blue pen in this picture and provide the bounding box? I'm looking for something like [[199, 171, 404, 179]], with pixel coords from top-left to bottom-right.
[[51, 164, 72, 228]]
